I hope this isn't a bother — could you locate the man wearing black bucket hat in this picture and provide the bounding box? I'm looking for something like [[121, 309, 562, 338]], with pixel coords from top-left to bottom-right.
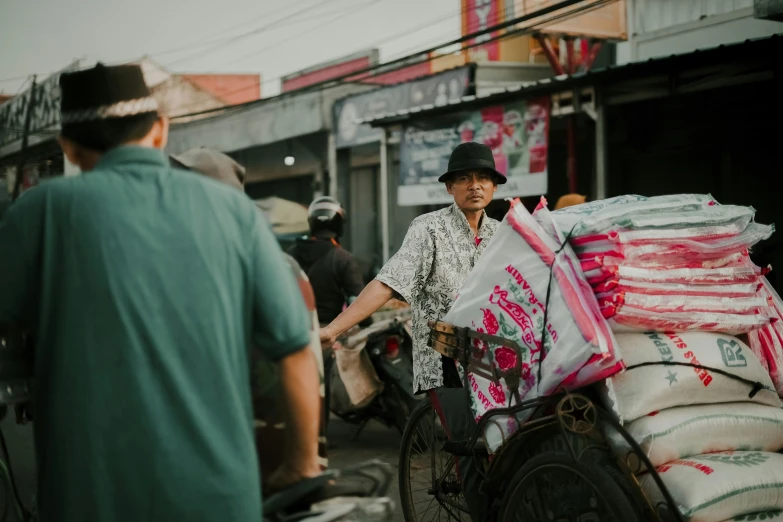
[[0, 64, 321, 522], [320, 141, 506, 520]]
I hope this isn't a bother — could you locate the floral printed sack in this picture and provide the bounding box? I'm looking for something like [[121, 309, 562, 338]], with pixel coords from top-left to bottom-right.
[[443, 199, 621, 452]]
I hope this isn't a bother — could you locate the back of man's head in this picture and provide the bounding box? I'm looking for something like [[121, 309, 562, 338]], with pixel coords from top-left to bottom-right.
[[57, 63, 167, 170]]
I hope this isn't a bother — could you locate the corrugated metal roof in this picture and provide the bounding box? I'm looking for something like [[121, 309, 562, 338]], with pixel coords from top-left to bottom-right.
[[358, 33, 783, 126]]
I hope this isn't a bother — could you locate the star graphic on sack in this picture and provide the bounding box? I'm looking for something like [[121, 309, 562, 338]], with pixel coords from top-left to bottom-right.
[[665, 370, 678, 386]]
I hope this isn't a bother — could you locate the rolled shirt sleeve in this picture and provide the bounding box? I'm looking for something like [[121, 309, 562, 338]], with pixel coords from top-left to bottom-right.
[[250, 211, 311, 361], [375, 216, 434, 304]]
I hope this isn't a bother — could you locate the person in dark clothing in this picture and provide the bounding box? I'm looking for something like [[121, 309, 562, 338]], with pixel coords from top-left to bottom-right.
[[287, 197, 365, 326]]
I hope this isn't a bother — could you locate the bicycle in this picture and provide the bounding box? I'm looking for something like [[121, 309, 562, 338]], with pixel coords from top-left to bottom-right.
[[396, 320, 684, 522]]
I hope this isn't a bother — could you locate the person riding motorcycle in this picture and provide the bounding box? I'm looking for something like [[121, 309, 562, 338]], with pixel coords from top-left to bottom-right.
[[287, 197, 365, 328], [286, 198, 368, 421]]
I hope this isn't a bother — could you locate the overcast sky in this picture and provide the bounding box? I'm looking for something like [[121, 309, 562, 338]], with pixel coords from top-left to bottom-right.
[[1, 0, 460, 97]]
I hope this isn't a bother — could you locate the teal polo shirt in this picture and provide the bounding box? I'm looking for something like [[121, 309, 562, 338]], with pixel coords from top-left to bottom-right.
[[0, 146, 311, 522]]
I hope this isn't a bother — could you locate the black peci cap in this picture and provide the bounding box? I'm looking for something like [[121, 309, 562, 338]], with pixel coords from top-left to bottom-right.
[[59, 63, 158, 125]]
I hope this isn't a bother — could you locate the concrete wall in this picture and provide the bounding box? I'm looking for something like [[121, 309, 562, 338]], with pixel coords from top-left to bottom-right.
[[182, 74, 261, 105], [166, 83, 372, 155], [152, 76, 226, 122], [616, 0, 783, 64]]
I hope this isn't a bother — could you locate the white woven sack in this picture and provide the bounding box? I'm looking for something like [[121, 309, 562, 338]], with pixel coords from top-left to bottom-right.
[[610, 402, 783, 468], [552, 194, 715, 236], [601, 332, 781, 423], [640, 451, 783, 522]]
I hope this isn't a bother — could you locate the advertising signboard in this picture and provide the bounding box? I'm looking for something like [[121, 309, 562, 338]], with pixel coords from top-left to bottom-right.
[[398, 97, 550, 205], [333, 66, 474, 149]]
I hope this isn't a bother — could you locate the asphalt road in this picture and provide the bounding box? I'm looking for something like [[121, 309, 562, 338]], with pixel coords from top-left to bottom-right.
[[326, 416, 405, 522]]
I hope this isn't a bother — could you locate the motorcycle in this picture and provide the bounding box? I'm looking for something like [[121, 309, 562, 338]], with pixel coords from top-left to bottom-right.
[[325, 309, 420, 438], [263, 460, 394, 522]]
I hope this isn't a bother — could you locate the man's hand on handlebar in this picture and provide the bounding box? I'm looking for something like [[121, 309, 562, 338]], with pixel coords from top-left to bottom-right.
[[320, 280, 395, 349], [319, 327, 337, 349]]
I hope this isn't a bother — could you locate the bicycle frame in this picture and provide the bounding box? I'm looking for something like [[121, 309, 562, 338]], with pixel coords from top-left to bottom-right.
[[423, 320, 686, 522]]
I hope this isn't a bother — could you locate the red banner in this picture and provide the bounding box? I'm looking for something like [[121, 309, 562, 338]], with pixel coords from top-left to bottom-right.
[[462, 0, 504, 62]]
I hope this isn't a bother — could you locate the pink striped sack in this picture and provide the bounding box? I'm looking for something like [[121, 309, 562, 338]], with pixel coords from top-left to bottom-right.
[[748, 278, 783, 397]]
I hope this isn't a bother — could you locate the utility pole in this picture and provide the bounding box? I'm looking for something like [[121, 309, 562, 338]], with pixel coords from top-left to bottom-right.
[[12, 75, 37, 201]]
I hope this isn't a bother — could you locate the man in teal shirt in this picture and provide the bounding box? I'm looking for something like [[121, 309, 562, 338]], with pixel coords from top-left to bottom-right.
[[0, 64, 320, 521]]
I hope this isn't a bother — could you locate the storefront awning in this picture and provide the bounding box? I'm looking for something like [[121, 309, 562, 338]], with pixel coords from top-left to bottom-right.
[[359, 34, 783, 127]]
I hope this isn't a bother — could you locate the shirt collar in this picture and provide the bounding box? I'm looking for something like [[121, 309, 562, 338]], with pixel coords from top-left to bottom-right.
[[449, 204, 490, 240], [94, 146, 169, 171]]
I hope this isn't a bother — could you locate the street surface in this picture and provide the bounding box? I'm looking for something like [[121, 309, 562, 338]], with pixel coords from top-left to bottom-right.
[[327, 416, 405, 522], [0, 412, 405, 522]]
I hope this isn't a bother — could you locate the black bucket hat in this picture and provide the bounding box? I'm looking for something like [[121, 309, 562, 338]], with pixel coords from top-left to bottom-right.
[[438, 142, 506, 184]]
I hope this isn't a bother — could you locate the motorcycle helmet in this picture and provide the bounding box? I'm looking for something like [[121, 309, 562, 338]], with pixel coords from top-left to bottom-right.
[[308, 196, 345, 237]]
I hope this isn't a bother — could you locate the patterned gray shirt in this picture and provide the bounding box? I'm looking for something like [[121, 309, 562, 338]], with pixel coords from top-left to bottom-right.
[[376, 204, 499, 393]]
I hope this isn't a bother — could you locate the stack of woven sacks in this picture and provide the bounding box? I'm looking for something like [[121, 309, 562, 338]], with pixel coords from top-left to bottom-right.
[[553, 194, 783, 522]]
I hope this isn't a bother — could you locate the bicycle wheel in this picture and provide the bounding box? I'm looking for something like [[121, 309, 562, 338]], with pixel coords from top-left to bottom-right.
[[398, 397, 470, 522], [499, 452, 640, 522]]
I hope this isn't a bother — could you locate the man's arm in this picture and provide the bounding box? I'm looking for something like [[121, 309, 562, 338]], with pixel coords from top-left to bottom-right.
[[267, 346, 321, 490], [249, 210, 320, 486], [321, 218, 434, 346], [320, 280, 394, 346]]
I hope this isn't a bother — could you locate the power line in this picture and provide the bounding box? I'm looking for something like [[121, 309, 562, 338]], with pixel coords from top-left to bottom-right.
[[131, 2, 304, 61], [0, 0, 467, 90], [165, 0, 339, 68], [179, 1, 478, 103], [0, 3, 343, 85], [218, 0, 488, 71], [170, 0, 608, 120], [0, 75, 32, 85], [218, 0, 386, 70], [0, 76, 33, 99], [190, 0, 540, 87]]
